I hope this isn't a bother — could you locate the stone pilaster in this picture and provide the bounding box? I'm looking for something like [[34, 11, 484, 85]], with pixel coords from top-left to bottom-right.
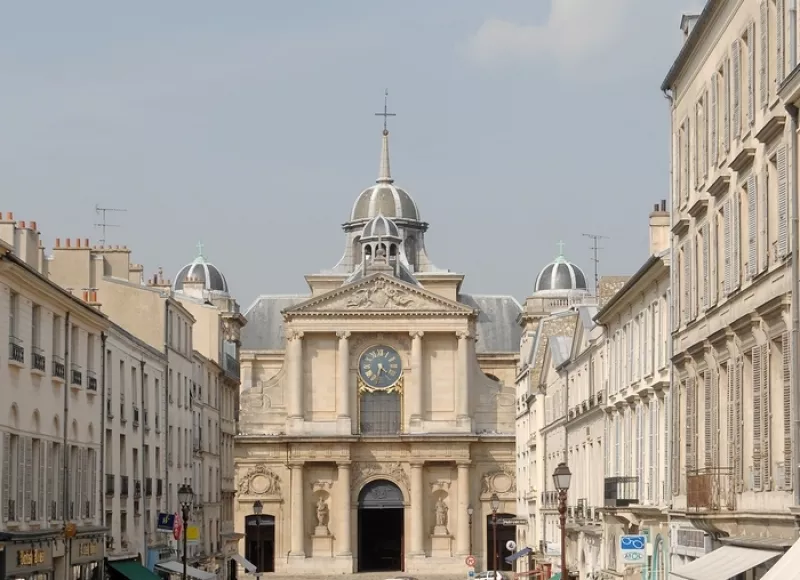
[[456, 331, 472, 428], [336, 462, 352, 557], [336, 331, 352, 434], [286, 330, 305, 432], [456, 461, 471, 556], [408, 331, 424, 431], [409, 461, 425, 556], [289, 463, 305, 557]]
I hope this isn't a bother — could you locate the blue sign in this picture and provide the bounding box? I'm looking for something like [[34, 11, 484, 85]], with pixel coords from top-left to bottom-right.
[[619, 535, 646, 566], [156, 512, 175, 531]]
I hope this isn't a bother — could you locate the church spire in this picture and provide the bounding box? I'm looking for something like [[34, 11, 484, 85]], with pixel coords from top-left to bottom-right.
[[375, 89, 396, 184]]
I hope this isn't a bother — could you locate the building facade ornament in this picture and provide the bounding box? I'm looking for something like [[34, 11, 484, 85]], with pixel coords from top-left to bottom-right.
[[238, 464, 282, 496], [346, 278, 416, 309], [480, 465, 516, 495], [351, 462, 410, 495]]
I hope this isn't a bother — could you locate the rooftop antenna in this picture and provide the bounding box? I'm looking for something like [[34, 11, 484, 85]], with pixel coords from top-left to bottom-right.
[[582, 232, 610, 296], [94, 204, 127, 246]]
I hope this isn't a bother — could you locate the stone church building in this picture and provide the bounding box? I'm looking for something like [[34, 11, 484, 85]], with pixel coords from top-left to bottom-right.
[[234, 123, 524, 574]]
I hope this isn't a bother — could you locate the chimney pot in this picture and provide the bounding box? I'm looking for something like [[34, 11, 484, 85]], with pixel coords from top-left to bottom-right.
[[55, 238, 61, 248], [661, 199, 667, 211], [65, 239, 71, 248], [90, 290, 97, 302], [5, 212, 12, 220], [76, 238, 81, 248], [18, 221, 25, 229], [82, 290, 89, 301], [30, 221, 37, 231], [84, 238, 89, 247]]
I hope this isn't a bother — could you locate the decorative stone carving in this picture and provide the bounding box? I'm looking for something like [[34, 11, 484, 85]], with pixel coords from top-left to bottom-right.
[[481, 466, 516, 495], [238, 464, 282, 496], [351, 462, 410, 493], [309, 480, 332, 493], [284, 329, 304, 340], [345, 279, 415, 309], [429, 480, 451, 493], [434, 497, 448, 529], [314, 497, 330, 536], [336, 330, 351, 339]]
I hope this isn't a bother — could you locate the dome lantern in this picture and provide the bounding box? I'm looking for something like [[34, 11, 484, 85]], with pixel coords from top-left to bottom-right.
[[173, 241, 229, 296], [533, 242, 589, 296]]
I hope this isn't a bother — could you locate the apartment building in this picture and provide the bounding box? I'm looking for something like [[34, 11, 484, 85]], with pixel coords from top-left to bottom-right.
[[594, 204, 671, 579], [0, 219, 108, 580], [662, 1, 799, 577]]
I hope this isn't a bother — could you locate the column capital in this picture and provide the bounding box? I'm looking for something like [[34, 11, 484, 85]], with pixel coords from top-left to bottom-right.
[[409, 460, 425, 468], [456, 331, 474, 340], [336, 461, 352, 467], [336, 330, 351, 340], [285, 329, 305, 341], [456, 460, 472, 468], [288, 461, 305, 469], [410, 330, 425, 339]]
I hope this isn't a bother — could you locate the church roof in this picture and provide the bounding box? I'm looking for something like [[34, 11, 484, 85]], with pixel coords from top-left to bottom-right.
[[241, 292, 522, 354], [173, 242, 229, 295], [533, 246, 589, 296]]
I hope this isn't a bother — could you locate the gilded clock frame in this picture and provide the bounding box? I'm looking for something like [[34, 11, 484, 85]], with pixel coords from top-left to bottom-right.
[[356, 344, 404, 435]]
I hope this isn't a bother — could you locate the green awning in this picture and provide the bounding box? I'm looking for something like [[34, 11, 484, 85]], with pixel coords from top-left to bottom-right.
[[549, 573, 561, 580], [108, 560, 162, 580]]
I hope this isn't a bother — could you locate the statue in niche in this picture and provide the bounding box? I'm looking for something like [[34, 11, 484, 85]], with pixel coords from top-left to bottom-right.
[[433, 497, 449, 535], [314, 497, 330, 535]]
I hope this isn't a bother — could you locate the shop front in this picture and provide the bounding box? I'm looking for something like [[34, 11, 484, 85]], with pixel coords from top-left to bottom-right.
[[1, 540, 56, 580], [69, 536, 104, 580]]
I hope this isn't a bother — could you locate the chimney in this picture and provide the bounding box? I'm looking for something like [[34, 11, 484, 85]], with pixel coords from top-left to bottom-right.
[[680, 14, 701, 43], [649, 199, 670, 255]]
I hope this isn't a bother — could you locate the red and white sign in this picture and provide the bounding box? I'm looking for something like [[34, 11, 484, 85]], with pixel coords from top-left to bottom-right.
[[465, 555, 476, 567], [173, 512, 183, 541]]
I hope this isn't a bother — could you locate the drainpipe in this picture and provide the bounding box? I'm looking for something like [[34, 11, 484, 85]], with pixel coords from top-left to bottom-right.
[[140, 359, 147, 555], [100, 332, 107, 533], [164, 303, 170, 532], [791, 0, 798, 69], [787, 103, 800, 507], [63, 312, 70, 580]]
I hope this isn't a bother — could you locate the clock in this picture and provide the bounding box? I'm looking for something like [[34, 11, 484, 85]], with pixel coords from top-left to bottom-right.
[[358, 345, 403, 389]]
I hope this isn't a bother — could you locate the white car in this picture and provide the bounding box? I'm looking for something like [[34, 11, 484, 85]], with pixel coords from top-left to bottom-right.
[[473, 571, 509, 580]]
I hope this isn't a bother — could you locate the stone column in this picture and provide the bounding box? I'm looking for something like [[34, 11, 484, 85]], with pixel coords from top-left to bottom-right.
[[408, 331, 424, 430], [336, 462, 352, 556], [456, 331, 471, 426], [336, 331, 352, 433], [456, 461, 471, 556], [409, 461, 425, 555], [290, 463, 305, 557], [287, 330, 305, 419]]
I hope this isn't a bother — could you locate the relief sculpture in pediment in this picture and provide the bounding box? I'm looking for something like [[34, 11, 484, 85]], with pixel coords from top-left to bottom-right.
[[351, 462, 410, 494], [238, 464, 282, 496]]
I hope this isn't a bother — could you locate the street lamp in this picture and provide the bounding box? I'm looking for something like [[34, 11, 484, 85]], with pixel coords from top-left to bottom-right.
[[467, 505, 474, 556], [252, 500, 263, 575], [552, 463, 571, 580], [490, 493, 500, 579], [178, 484, 194, 580]]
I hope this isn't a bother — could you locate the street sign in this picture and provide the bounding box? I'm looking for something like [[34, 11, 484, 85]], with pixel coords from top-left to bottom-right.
[[506, 540, 516, 552], [465, 555, 476, 567], [619, 535, 646, 566], [499, 517, 528, 526]]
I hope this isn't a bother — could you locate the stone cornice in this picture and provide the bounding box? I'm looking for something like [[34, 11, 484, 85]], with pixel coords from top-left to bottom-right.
[[707, 174, 731, 198], [728, 147, 756, 172], [755, 115, 787, 144]]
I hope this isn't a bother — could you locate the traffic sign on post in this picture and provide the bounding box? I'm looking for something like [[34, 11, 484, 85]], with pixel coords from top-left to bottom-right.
[[619, 535, 647, 566], [465, 555, 476, 567]]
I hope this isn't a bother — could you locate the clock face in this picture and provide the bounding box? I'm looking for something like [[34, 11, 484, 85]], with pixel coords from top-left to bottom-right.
[[358, 345, 403, 389]]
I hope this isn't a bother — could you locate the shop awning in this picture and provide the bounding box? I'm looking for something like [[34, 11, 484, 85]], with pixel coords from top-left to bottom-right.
[[108, 560, 162, 580], [669, 545, 782, 580], [505, 547, 533, 563], [759, 538, 800, 580], [230, 554, 256, 573], [549, 573, 561, 580], [155, 561, 217, 580]]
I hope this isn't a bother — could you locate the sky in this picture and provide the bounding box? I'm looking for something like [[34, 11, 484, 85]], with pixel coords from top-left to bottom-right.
[[0, 0, 703, 308]]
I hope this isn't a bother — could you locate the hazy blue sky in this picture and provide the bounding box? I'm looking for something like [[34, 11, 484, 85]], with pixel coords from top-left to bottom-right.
[[0, 0, 701, 307]]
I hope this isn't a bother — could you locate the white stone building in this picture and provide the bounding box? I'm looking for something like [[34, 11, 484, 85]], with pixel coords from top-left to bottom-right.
[[662, 0, 800, 576], [0, 217, 108, 580], [594, 203, 671, 579]]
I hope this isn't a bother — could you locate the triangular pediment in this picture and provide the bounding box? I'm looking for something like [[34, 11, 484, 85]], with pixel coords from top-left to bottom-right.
[[283, 273, 475, 317]]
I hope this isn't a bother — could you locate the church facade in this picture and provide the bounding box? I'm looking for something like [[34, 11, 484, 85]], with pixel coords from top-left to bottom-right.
[[234, 123, 523, 574]]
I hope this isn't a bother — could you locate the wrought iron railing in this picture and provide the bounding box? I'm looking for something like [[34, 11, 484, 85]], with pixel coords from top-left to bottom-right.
[[120, 475, 129, 497], [70, 363, 82, 386], [687, 467, 735, 512], [9, 336, 24, 364], [604, 476, 639, 508], [52, 355, 66, 380], [86, 370, 98, 391], [32, 347, 46, 372]]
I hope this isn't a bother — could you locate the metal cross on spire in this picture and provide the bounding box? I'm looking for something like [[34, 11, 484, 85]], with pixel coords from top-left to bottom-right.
[[196, 241, 205, 258], [557, 240, 566, 257], [375, 89, 396, 134]]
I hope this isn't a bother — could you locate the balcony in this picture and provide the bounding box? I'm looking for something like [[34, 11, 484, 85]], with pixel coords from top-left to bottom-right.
[[133, 407, 139, 425], [29, 500, 37, 521], [8, 336, 24, 365], [145, 477, 152, 497], [134, 479, 141, 499], [193, 438, 202, 453], [7, 500, 15, 521], [155, 413, 160, 430], [604, 476, 639, 508], [224, 353, 240, 380], [32, 347, 46, 372], [50, 501, 57, 520], [70, 363, 83, 387], [120, 475, 129, 497], [52, 355, 66, 380], [86, 370, 98, 391], [106, 474, 115, 495], [687, 467, 736, 512], [106, 399, 113, 419], [540, 490, 559, 509], [157, 479, 163, 496]]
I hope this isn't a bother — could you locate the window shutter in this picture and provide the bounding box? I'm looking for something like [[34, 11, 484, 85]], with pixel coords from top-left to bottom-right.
[[748, 174, 758, 279], [682, 121, 690, 203], [81, 448, 88, 517], [778, 0, 786, 85], [637, 407, 644, 500], [748, 22, 756, 125], [23, 438, 32, 521], [649, 400, 657, 504], [615, 414, 621, 476], [752, 345, 763, 491], [727, 361, 737, 489], [732, 40, 741, 140], [761, 343, 771, 490], [46, 443, 54, 522], [56, 444, 64, 520], [703, 90, 710, 176], [694, 107, 700, 189], [90, 449, 97, 518], [711, 74, 718, 163], [702, 223, 710, 310], [710, 218, 718, 306], [666, 392, 672, 500], [704, 370, 714, 467], [2, 433, 9, 522], [692, 238, 699, 319], [760, 1, 769, 107], [783, 332, 793, 490], [724, 58, 731, 151], [37, 440, 44, 519], [735, 356, 744, 492], [711, 369, 720, 468], [777, 144, 789, 257], [684, 243, 692, 322], [733, 191, 741, 289], [724, 199, 732, 295], [761, 165, 770, 272], [604, 414, 609, 475], [686, 377, 697, 472], [16, 439, 24, 521]]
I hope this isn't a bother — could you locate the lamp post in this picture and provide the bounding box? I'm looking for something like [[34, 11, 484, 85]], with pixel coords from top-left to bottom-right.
[[252, 500, 263, 576], [490, 493, 500, 579], [467, 505, 474, 556], [552, 463, 572, 580], [178, 484, 194, 580]]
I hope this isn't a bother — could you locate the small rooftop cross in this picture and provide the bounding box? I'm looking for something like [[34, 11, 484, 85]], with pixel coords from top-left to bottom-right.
[[557, 240, 565, 257], [196, 241, 204, 258], [375, 88, 396, 134]]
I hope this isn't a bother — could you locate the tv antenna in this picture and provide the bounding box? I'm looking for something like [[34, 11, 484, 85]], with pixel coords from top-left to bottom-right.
[[94, 204, 127, 246], [582, 232, 610, 296]]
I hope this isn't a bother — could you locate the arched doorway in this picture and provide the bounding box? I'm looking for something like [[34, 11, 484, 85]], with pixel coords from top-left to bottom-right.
[[486, 513, 516, 571], [245, 514, 275, 573], [358, 479, 404, 572]]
